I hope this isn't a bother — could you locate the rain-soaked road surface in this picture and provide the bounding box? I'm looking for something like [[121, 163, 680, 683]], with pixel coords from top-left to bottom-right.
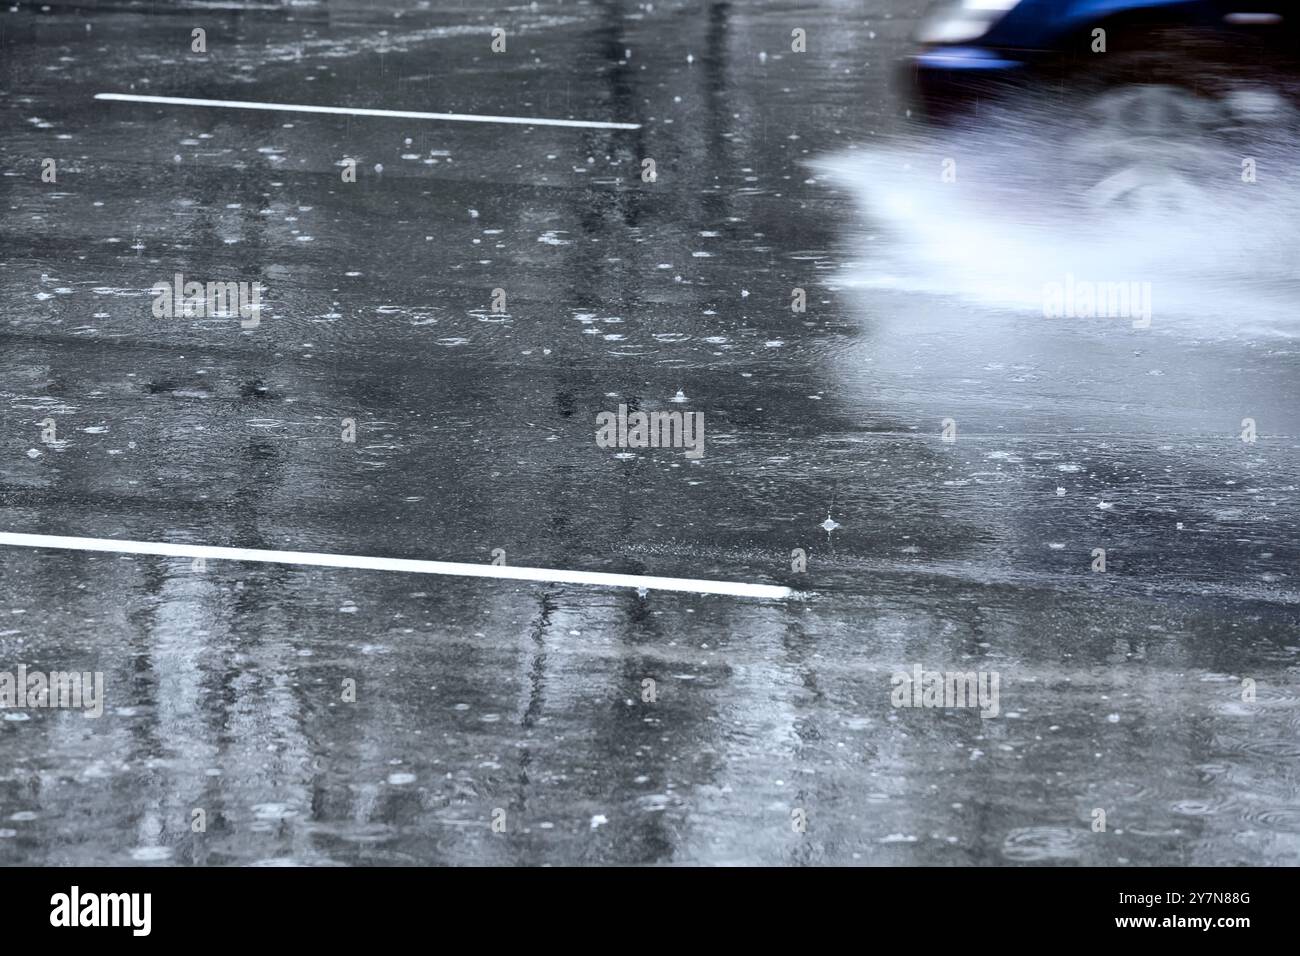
[[2, 0, 1299, 866]]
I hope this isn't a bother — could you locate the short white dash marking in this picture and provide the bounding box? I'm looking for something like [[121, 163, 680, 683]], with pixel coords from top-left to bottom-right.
[[0, 532, 791, 599], [94, 93, 641, 131]]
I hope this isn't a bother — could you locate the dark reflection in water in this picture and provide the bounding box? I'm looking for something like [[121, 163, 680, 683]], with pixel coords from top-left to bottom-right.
[[4, 549, 1296, 866]]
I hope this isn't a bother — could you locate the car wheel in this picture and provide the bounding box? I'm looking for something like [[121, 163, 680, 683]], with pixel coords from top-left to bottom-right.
[[1066, 83, 1230, 211]]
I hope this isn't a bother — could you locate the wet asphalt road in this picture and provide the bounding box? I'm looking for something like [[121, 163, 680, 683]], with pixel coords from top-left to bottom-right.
[[2, 0, 1299, 866]]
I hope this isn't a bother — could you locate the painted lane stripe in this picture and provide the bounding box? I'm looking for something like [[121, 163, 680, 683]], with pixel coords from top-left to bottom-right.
[[94, 93, 641, 130], [0, 532, 792, 600]]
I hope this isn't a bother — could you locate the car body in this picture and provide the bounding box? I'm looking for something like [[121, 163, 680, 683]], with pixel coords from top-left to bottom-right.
[[904, 0, 1300, 116]]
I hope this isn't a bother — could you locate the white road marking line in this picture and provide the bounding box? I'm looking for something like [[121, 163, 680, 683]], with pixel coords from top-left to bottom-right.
[[0, 532, 793, 600], [94, 93, 641, 131]]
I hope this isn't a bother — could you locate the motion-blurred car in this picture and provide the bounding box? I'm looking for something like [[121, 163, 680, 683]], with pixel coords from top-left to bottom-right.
[[906, 0, 1298, 111], [903, 0, 1300, 206]]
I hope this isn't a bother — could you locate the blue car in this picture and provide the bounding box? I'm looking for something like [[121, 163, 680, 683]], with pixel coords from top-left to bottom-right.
[[905, 1, 1299, 207], [906, 0, 1299, 114]]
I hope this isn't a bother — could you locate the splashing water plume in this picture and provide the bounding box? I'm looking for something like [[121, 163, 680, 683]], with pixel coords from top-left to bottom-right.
[[817, 90, 1300, 339]]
